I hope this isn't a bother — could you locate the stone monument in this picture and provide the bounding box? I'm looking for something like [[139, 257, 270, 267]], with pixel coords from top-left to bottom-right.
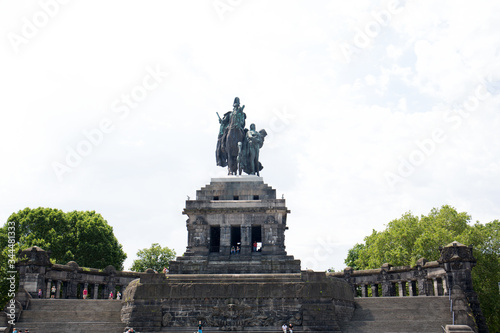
[[121, 99, 355, 331], [122, 176, 355, 332], [169, 176, 300, 274]]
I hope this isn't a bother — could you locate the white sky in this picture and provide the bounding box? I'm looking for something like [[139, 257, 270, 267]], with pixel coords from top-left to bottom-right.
[[1, 0, 500, 272]]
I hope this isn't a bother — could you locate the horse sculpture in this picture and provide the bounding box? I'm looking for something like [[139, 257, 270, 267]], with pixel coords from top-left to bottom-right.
[[225, 112, 245, 175]]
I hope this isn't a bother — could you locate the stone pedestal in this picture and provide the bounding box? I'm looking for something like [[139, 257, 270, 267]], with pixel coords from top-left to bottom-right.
[[169, 176, 301, 274]]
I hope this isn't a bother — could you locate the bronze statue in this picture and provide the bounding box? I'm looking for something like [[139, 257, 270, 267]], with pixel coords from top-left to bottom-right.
[[216, 97, 266, 175]]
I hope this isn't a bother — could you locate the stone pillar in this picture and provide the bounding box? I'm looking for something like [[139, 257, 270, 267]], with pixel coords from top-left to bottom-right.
[[442, 276, 448, 296], [45, 279, 52, 299], [417, 278, 430, 296], [220, 225, 231, 255], [433, 278, 439, 296], [382, 281, 395, 297], [361, 284, 368, 298], [371, 284, 378, 297], [409, 280, 416, 296], [439, 241, 487, 333], [240, 225, 251, 255], [398, 281, 405, 297], [94, 283, 99, 299], [56, 280, 62, 299]]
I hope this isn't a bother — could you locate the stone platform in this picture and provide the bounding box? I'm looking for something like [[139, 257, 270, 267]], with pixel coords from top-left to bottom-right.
[[122, 271, 355, 332]]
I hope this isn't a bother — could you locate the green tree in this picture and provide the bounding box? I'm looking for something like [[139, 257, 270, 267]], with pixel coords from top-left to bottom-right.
[[130, 243, 176, 272], [344, 205, 499, 332], [0, 207, 127, 270]]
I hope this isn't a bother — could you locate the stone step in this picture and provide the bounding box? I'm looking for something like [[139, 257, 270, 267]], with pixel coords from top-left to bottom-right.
[[17, 299, 126, 333], [12, 322, 126, 333], [28, 299, 122, 311], [341, 319, 448, 333], [340, 296, 452, 333], [19, 310, 121, 322]]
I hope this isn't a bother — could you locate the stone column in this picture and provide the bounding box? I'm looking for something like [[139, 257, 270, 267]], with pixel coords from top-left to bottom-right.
[[45, 279, 52, 299], [433, 278, 439, 296], [94, 283, 99, 299], [398, 281, 406, 297], [417, 278, 429, 296], [442, 276, 448, 296], [56, 280, 62, 299], [409, 280, 416, 296], [371, 284, 378, 297], [220, 225, 231, 255], [381, 281, 395, 297], [240, 225, 251, 255], [361, 284, 368, 298]]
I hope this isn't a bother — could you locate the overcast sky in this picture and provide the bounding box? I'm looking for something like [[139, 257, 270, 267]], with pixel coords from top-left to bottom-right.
[[1, 0, 500, 272]]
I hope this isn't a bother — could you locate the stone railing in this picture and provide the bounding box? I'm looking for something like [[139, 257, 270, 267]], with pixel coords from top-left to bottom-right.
[[328, 258, 448, 297], [329, 241, 488, 333], [16, 246, 140, 303]]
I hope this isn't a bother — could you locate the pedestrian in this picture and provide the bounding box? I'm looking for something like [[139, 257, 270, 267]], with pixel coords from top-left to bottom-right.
[[37, 288, 42, 298], [289, 323, 293, 333], [109, 291, 114, 299], [117, 291, 122, 300], [83, 287, 88, 299], [281, 323, 287, 333], [50, 285, 56, 298], [12, 329, 18, 333], [198, 320, 203, 333], [253, 241, 257, 252]]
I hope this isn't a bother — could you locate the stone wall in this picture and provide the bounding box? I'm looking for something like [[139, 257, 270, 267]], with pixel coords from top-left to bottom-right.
[[122, 271, 355, 332]]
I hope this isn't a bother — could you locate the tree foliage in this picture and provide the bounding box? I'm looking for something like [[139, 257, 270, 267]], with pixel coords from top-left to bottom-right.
[[344, 205, 499, 331], [0, 207, 127, 270], [130, 243, 176, 272]]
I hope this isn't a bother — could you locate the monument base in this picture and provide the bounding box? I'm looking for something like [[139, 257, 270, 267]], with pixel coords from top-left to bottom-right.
[[121, 271, 355, 332]]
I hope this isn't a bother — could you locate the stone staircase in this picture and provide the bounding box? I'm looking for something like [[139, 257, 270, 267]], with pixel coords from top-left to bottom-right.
[[340, 296, 452, 333], [16, 299, 126, 333]]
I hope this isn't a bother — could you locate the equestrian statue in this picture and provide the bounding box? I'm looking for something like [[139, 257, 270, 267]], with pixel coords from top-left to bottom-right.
[[216, 97, 267, 176]]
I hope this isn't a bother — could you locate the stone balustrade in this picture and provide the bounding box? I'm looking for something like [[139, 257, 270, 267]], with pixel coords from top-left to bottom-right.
[[16, 246, 140, 303], [328, 241, 488, 333], [328, 258, 448, 297]]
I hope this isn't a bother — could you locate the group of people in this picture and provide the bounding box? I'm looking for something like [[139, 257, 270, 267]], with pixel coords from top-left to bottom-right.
[[12, 329, 29, 333], [282, 323, 294, 333], [230, 245, 240, 254], [108, 290, 121, 299]]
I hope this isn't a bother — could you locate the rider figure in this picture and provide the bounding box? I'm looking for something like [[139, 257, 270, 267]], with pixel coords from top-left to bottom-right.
[[231, 97, 246, 130], [216, 97, 246, 167]]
